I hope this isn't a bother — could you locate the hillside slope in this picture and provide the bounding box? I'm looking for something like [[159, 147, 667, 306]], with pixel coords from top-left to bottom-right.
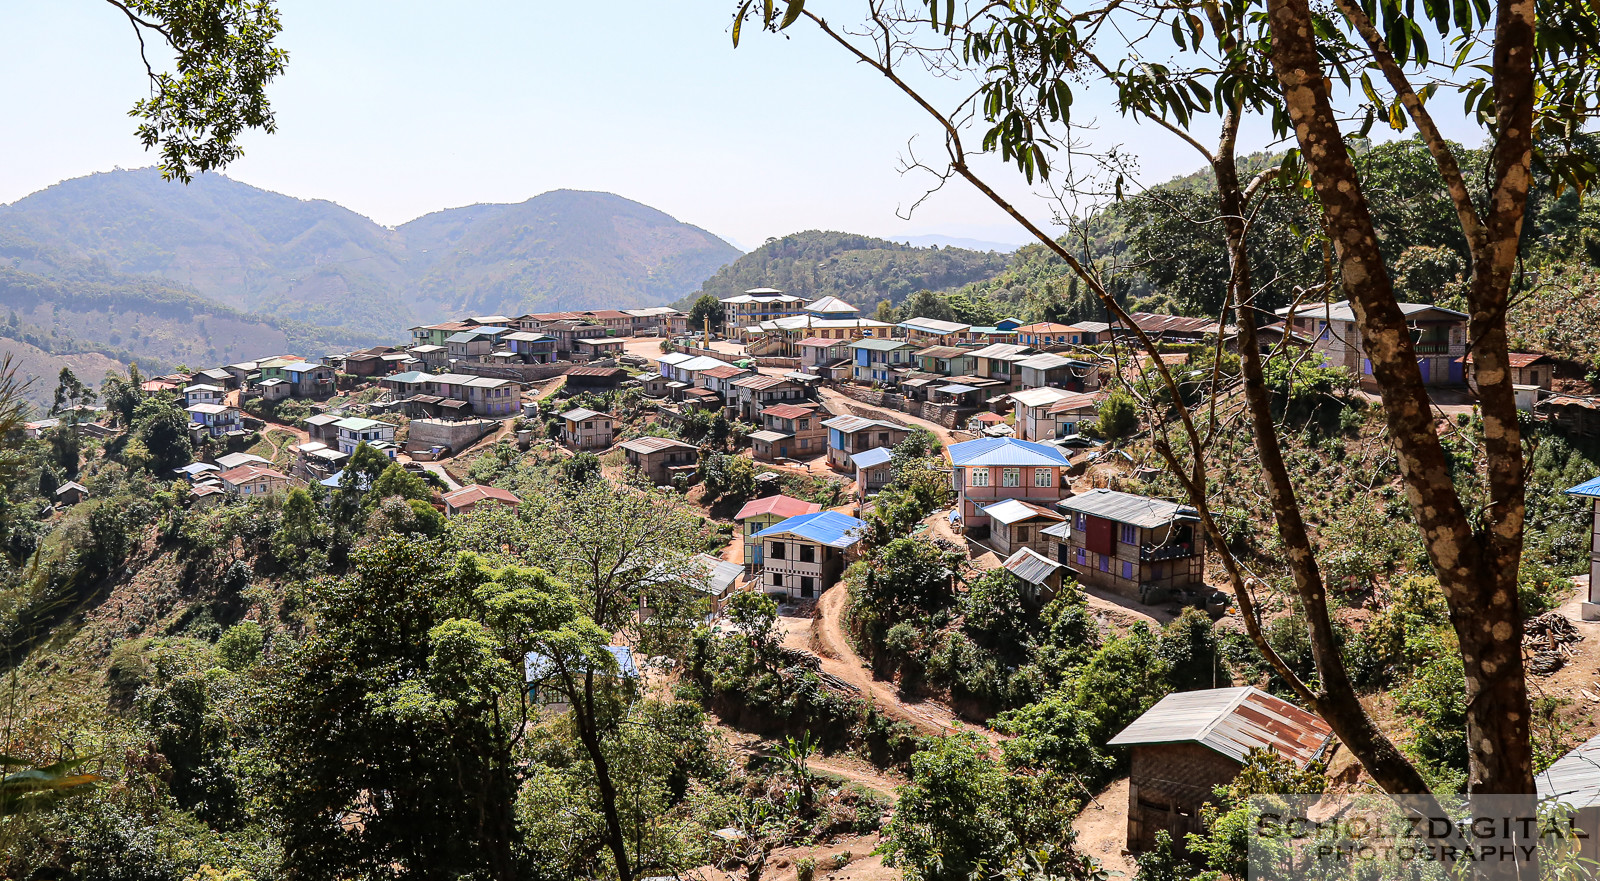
[[688, 231, 1010, 315]]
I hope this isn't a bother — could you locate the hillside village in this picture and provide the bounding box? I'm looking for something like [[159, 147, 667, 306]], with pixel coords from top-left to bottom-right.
[[19, 277, 1600, 878]]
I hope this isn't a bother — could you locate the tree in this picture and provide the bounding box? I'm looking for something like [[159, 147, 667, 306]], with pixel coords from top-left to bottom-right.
[[1093, 391, 1137, 441], [687, 293, 722, 334], [734, 0, 1599, 809], [131, 396, 192, 473], [49, 368, 96, 419], [101, 365, 145, 427]]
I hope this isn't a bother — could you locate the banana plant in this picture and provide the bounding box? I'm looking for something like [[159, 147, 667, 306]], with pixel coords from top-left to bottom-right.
[[0, 755, 101, 816]]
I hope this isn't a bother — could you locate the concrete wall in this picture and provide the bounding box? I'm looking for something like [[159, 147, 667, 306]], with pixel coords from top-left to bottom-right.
[[407, 418, 498, 453]]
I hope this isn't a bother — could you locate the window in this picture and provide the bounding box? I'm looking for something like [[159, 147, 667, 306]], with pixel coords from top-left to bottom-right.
[[1075, 547, 1086, 565], [1002, 467, 1020, 487], [970, 468, 989, 487], [800, 576, 815, 598], [1122, 561, 1134, 579], [770, 542, 786, 560], [799, 544, 815, 563], [584, 421, 593, 429], [1120, 524, 1137, 544], [1034, 468, 1052, 487], [1075, 513, 1087, 530], [799, 419, 809, 430], [770, 572, 784, 587], [1016, 525, 1030, 543]]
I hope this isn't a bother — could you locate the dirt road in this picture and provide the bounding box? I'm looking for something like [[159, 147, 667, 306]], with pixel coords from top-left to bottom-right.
[[813, 385, 965, 450], [798, 583, 992, 741]]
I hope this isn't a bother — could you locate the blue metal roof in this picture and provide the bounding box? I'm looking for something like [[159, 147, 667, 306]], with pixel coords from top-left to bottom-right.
[[1568, 476, 1600, 499], [851, 447, 894, 469], [754, 510, 867, 547], [948, 436, 1071, 467]]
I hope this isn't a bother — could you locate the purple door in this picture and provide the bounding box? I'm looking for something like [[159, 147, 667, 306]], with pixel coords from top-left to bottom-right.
[[1418, 358, 1431, 383]]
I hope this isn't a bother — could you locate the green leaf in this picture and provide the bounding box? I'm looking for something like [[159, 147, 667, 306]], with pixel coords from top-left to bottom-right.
[[780, 0, 805, 29], [732, 0, 752, 46]]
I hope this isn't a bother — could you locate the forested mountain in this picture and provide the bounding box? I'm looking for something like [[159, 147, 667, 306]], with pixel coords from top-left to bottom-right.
[[686, 230, 1011, 315], [0, 171, 742, 339]]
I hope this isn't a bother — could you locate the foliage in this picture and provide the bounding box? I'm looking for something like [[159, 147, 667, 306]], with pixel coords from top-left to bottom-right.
[[687, 293, 722, 332], [1093, 390, 1137, 441], [700, 451, 757, 504]]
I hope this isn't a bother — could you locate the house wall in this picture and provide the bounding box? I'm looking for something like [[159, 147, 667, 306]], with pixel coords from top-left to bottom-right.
[[761, 539, 846, 599], [988, 518, 1055, 558], [1126, 743, 1241, 854], [563, 419, 614, 450], [628, 448, 697, 484], [953, 465, 1065, 526], [1049, 517, 1205, 601]]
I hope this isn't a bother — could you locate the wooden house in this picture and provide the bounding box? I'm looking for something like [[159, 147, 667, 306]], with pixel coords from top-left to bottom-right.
[[735, 494, 823, 573], [559, 408, 615, 450], [54, 482, 89, 506], [755, 510, 867, 600], [1108, 687, 1333, 855], [850, 446, 894, 496], [1049, 488, 1205, 603], [1276, 300, 1467, 385], [1003, 547, 1065, 605], [751, 403, 824, 461], [947, 437, 1070, 529], [618, 436, 700, 484], [822, 415, 910, 472], [218, 465, 291, 498]]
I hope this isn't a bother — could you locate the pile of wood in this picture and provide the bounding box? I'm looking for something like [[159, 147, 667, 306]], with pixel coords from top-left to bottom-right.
[[1525, 611, 1582, 675]]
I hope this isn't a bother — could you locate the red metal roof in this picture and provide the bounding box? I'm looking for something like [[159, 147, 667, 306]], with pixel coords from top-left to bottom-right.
[[1108, 686, 1333, 767], [218, 465, 288, 484], [700, 365, 748, 379], [734, 494, 823, 521], [795, 337, 846, 348], [761, 403, 817, 419], [1462, 351, 1551, 368], [443, 484, 521, 508]]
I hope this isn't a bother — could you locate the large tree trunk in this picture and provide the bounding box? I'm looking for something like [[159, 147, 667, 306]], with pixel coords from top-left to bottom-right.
[[1262, 0, 1533, 799], [1211, 144, 1432, 795]]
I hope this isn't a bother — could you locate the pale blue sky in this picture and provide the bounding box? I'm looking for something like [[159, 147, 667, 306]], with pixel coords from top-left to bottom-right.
[[0, 1, 1480, 250]]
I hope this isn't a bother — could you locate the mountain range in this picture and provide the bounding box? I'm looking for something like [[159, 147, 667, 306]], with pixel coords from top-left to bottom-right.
[[0, 170, 747, 404]]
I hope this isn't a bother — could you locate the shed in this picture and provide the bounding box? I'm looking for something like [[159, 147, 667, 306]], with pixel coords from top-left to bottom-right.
[[618, 436, 700, 484], [1002, 547, 1064, 603], [1108, 686, 1334, 854], [850, 446, 894, 495], [54, 482, 89, 506]]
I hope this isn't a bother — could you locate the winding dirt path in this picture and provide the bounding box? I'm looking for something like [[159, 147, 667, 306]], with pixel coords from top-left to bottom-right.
[[804, 583, 996, 743]]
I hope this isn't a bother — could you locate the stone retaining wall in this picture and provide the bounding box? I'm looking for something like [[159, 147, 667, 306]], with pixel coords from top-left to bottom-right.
[[406, 418, 500, 453]]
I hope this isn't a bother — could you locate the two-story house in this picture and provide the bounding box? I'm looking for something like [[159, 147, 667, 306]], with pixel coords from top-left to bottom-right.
[[898, 317, 971, 347], [727, 374, 806, 422], [218, 464, 291, 498], [463, 377, 523, 416], [334, 417, 398, 457], [735, 494, 823, 573], [721, 288, 810, 337], [1008, 387, 1080, 442], [502, 331, 558, 363], [1048, 488, 1206, 603], [410, 321, 475, 348], [947, 436, 1071, 529], [559, 408, 615, 450], [823, 415, 910, 472], [1016, 322, 1093, 348], [1017, 353, 1099, 391], [850, 339, 918, 385], [1275, 300, 1469, 385], [619, 436, 700, 484], [697, 364, 754, 400], [796, 338, 853, 375], [184, 384, 225, 407], [913, 346, 978, 377], [186, 403, 243, 437], [446, 329, 510, 361], [280, 361, 336, 397], [1047, 392, 1104, 439], [750, 403, 825, 461], [755, 510, 867, 600], [969, 343, 1036, 386]]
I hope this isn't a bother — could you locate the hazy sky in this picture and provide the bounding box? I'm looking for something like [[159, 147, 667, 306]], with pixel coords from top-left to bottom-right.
[[0, 1, 1479, 251]]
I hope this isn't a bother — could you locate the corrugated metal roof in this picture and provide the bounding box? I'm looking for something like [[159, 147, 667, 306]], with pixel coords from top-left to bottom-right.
[[1537, 732, 1600, 808], [947, 437, 1070, 467], [561, 408, 610, 421], [1567, 476, 1600, 499], [915, 346, 969, 359], [851, 338, 916, 352], [754, 510, 866, 547], [678, 356, 737, 372], [936, 384, 980, 395], [730, 374, 790, 390], [1040, 520, 1072, 540], [806, 295, 859, 314], [619, 436, 698, 454], [969, 343, 1034, 360], [1274, 300, 1467, 323], [1009, 387, 1075, 408], [795, 337, 846, 348], [734, 494, 822, 521], [851, 447, 894, 469], [981, 498, 1065, 526], [1016, 353, 1089, 370], [693, 554, 744, 595], [1108, 686, 1333, 767], [762, 403, 816, 419], [900, 317, 970, 334], [1004, 547, 1062, 585], [1056, 488, 1197, 528], [443, 484, 521, 507], [658, 352, 694, 366], [822, 415, 908, 434], [1047, 392, 1104, 414], [748, 430, 792, 443]]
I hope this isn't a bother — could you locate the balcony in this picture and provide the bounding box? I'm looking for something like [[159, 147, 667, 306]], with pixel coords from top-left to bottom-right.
[[1139, 541, 1195, 562], [1413, 341, 1452, 355]]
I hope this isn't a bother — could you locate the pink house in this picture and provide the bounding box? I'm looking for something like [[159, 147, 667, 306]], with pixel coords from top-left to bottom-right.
[[947, 437, 1072, 529]]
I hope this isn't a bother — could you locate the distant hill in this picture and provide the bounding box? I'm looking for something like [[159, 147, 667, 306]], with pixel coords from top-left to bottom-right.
[[399, 190, 741, 317], [687, 231, 1011, 315], [0, 171, 742, 338], [891, 234, 1023, 253]]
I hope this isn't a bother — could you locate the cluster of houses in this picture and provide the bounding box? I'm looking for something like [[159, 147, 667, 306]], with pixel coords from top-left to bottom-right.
[[406, 308, 687, 367]]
